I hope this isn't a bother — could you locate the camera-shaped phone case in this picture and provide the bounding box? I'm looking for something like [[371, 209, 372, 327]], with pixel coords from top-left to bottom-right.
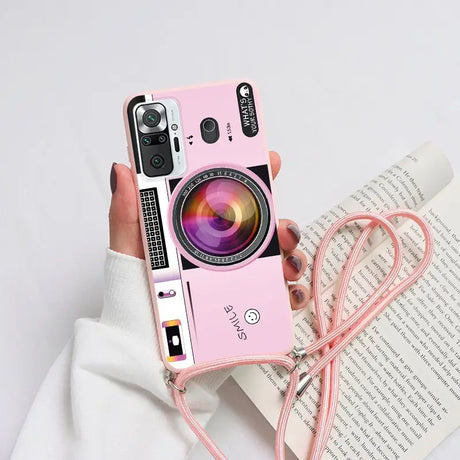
[[124, 81, 293, 371]]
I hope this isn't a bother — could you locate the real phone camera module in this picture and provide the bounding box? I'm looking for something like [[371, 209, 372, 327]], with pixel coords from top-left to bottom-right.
[[136, 103, 173, 177]]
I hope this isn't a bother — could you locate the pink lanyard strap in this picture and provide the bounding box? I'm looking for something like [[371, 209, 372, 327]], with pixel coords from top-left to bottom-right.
[[167, 209, 434, 459]]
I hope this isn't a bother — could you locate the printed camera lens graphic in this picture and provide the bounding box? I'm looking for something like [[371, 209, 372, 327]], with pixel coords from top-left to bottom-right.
[[173, 168, 271, 266], [182, 178, 260, 255]]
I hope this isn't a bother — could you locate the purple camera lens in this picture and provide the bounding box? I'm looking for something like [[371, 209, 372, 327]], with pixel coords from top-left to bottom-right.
[[181, 177, 261, 256]]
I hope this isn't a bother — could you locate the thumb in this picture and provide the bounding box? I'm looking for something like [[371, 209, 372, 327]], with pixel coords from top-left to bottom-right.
[[109, 163, 144, 259]]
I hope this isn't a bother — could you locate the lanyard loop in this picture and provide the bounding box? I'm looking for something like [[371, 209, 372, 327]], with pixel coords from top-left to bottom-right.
[[167, 209, 434, 460], [306, 209, 434, 459], [171, 354, 300, 460], [288, 346, 308, 374]]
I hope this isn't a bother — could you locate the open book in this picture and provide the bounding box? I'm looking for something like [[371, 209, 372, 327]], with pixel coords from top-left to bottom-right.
[[233, 143, 460, 459]]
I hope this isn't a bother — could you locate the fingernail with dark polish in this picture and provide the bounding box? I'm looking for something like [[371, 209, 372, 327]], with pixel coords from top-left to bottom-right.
[[291, 288, 305, 304], [110, 163, 117, 194], [287, 224, 301, 243], [287, 255, 302, 272]]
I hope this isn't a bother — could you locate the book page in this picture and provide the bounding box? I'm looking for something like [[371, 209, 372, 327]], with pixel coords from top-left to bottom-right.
[[298, 142, 453, 288], [233, 145, 458, 459]]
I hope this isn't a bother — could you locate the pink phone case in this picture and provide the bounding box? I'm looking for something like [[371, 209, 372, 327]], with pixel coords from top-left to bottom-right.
[[124, 81, 293, 371]]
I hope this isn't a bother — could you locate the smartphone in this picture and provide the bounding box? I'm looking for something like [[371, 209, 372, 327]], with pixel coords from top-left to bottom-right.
[[123, 81, 293, 371]]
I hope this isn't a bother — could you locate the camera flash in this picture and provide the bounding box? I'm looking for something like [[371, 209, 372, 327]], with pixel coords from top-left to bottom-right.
[[171, 123, 178, 131]]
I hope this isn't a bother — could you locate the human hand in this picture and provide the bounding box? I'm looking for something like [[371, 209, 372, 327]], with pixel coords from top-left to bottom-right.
[[109, 151, 310, 309]]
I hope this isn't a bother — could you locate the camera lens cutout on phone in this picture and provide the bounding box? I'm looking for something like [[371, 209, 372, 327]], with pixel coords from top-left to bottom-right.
[[141, 135, 153, 146], [135, 102, 174, 177], [158, 134, 168, 144], [151, 155, 165, 169], [143, 109, 161, 127], [141, 133, 168, 147], [136, 103, 167, 134]]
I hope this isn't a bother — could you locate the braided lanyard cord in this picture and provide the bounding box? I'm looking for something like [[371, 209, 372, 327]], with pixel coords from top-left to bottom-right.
[[168, 209, 434, 459]]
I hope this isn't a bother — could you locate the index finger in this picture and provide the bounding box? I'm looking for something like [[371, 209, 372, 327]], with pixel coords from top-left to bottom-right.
[[269, 150, 281, 179]]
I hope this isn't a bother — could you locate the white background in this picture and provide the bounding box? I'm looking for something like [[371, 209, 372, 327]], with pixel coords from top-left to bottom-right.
[[1, 1, 459, 458]]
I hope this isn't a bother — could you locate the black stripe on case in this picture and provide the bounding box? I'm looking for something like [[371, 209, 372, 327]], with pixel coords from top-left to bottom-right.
[[140, 187, 169, 270]]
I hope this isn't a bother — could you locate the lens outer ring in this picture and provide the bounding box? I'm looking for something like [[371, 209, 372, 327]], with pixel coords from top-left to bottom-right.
[[141, 135, 152, 146], [151, 155, 165, 168], [158, 134, 168, 144], [169, 165, 275, 271], [143, 109, 161, 127], [136, 103, 168, 134]]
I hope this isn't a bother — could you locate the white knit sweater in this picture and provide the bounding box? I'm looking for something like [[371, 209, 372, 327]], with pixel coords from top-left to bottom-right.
[[12, 249, 229, 459]]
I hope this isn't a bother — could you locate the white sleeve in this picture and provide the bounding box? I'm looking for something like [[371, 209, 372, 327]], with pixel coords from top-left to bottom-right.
[[12, 249, 230, 460]]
